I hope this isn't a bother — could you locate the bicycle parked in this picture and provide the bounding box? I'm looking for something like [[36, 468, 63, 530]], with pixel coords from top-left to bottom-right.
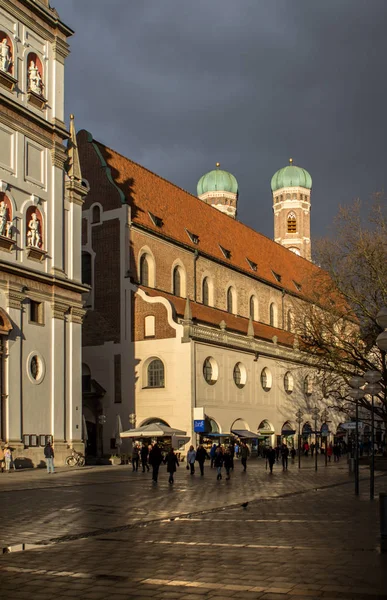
[[65, 448, 85, 467]]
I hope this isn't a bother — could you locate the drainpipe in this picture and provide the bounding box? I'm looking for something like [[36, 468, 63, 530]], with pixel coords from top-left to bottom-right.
[[193, 249, 199, 303]]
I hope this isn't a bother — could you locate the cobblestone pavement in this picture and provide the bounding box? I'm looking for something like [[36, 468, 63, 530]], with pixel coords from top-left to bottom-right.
[[0, 457, 386, 600]]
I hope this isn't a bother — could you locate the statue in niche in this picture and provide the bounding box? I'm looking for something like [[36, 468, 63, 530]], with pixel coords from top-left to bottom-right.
[[0, 38, 11, 73], [27, 212, 41, 248], [0, 200, 8, 236], [28, 60, 42, 95]]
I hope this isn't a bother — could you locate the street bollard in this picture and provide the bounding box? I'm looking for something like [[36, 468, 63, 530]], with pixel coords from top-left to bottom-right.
[[380, 493, 387, 553]]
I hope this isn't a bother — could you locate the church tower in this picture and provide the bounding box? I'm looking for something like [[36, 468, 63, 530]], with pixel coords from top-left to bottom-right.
[[271, 159, 312, 260], [197, 163, 238, 218], [0, 0, 87, 464]]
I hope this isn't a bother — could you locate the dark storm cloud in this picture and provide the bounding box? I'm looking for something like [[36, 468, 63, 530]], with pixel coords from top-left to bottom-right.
[[53, 0, 387, 240]]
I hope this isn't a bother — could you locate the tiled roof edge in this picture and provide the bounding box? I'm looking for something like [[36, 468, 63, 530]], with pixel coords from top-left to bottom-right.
[[85, 132, 126, 205]]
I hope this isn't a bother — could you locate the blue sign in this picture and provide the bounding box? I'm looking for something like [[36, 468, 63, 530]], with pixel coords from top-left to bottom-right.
[[194, 419, 205, 432]]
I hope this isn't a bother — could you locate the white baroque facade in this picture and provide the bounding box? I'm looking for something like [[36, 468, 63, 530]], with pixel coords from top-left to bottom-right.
[[0, 0, 86, 465]]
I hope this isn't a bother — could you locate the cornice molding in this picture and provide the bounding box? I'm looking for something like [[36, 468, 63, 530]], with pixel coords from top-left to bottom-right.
[[0, 97, 69, 144], [51, 299, 68, 320], [69, 306, 86, 324], [6, 283, 25, 310], [2, 0, 73, 39]]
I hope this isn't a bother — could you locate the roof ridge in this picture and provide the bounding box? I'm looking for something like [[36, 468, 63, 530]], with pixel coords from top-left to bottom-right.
[[92, 137, 315, 270]]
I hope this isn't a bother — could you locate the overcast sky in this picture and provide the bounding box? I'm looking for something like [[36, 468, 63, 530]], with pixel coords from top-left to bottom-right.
[[53, 0, 387, 241]]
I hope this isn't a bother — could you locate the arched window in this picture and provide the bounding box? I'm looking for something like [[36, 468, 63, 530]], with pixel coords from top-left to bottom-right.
[[284, 371, 294, 394], [81, 252, 92, 285], [269, 302, 277, 327], [140, 254, 149, 286], [227, 287, 233, 313], [249, 295, 258, 321], [173, 266, 182, 297], [147, 359, 165, 388], [287, 212, 297, 233], [202, 277, 209, 306], [92, 205, 101, 224]]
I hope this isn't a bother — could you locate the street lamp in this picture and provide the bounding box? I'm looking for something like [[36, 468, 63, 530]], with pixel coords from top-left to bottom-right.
[[321, 408, 330, 467], [129, 413, 136, 428], [295, 409, 303, 469], [364, 370, 382, 501], [348, 376, 365, 496], [311, 406, 319, 472]]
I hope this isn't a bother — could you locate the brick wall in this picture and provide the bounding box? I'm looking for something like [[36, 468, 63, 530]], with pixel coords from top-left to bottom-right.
[[134, 293, 176, 341]]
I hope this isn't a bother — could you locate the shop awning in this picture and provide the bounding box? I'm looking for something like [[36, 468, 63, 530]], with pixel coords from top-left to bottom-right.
[[258, 429, 275, 436], [281, 429, 296, 436], [231, 429, 259, 440], [202, 432, 231, 438]]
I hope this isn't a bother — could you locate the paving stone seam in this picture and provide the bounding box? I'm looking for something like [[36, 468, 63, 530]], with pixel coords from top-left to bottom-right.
[[1, 471, 386, 553], [0, 567, 386, 598]]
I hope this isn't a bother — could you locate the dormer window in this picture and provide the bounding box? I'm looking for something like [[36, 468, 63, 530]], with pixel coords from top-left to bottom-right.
[[148, 211, 163, 228], [219, 245, 231, 259], [272, 271, 282, 283], [293, 280, 302, 292], [186, 229, 199, 244], [246, 258, 257, 271]]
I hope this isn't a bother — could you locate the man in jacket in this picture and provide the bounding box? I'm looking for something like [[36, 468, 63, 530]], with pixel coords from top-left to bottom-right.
[[166, 448, 179, 484], [240, 442, 250, 472], [195, 444, 209, 476], [149, 443, 163, 483], [140, 443, 150, 472], [44, 441, 55, 474]]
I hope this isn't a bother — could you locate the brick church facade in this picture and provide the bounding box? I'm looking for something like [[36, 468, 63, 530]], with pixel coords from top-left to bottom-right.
[[78, 130, 338, 455]]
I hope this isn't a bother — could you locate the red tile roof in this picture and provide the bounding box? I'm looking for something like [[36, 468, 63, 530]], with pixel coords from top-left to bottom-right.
[[140, 286, 295, 348], [85, 133, 333, 303]]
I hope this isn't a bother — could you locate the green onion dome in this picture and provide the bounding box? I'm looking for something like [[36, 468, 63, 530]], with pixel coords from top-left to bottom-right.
[[271, 158, 312, 192], [197, 163, 238, 196]]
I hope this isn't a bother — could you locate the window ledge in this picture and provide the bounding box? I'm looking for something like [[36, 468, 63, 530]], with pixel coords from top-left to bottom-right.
[[26, 247, 47, 262], [0, 70, 17, 92], [0, 235, 16, 252], [27, 89, 47, 110], [142, 385, 165, 390]]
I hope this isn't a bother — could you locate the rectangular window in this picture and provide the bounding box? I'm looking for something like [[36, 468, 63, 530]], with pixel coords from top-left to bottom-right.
[[30, 300, 44, 324], [114, 354, 122, 403]]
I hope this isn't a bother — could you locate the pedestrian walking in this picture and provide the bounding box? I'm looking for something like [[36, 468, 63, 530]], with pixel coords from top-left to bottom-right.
[[166, 448, 179, 484], [327, 443, 333, 462], [195, 444, 209, 476], [281, 444, 289, 471], [187, 445, 196, 475], [0, 445, 4, 473], [234, 442, 240, 458], [310, 442, 315, 458], [140, 442, 150, 472], [290, 447, 296, 463], [131, 443, 140, 472], [303, 441, 309, 457], [267, 446, 276, 474], [149, 443, 163, 483], [275, 445, 280, 462], [224, 448, 232, 480], [210, 444, 217, 468], [228, 443, 235, 470], [44, 441, 55, 474], [240, 442, 250, 472], [214, 446, 224, 480]]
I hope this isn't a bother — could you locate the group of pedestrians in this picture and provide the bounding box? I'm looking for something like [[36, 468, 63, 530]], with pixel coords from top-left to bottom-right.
[[0, 444, 12, 473]]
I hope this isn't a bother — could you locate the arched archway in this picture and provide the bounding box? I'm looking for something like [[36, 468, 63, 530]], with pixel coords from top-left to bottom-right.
[[231, 417, 249, 431], [141, 417, 170, 427]]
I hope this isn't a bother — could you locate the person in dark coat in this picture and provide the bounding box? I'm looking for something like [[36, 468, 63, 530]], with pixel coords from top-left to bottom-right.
[[214, 446, 224, 480], [140, 443, 150, 472], [210, 444, 217, 468], [166, 448, 179, 484], [195, 444, 209, 476], [267, 447, 276, 474], [228, 443, 235, 470], [44, 442, 55, 474], [149, 443, 163, 483], [240, 442, 250, 472], [223, 449, 232, 480], [281, 444, 289, 471]]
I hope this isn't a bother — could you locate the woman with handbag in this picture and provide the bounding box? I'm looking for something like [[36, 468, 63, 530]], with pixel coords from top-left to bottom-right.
[[187, 445, 196, 475]]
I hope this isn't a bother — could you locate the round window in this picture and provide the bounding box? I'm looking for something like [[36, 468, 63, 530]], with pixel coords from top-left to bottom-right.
[[203, 357, 218, 386], [233, 362, 247, 389], [260, 367, 272, 392], [27, 352, 45, 384]]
